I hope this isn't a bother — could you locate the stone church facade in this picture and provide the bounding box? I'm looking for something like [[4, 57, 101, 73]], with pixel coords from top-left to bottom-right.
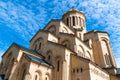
[[0, 9, 120, 80]]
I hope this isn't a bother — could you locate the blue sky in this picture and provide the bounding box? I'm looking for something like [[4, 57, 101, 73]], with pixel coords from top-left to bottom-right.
[[0, 0, 120, 67]]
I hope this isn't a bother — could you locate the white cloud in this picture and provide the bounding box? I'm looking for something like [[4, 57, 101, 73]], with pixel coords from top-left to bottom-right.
[[0, 1, 47, 41]]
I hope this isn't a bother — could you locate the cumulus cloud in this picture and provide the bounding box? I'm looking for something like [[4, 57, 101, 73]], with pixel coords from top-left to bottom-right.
[[0, 0, 47, 51]]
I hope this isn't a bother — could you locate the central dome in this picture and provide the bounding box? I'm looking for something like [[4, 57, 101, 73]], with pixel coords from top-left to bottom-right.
[[62, 9, 86, 32], [62, 9, 86, 19]]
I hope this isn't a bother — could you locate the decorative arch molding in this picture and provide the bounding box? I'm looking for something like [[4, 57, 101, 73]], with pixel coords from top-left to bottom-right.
[[62, 27, 68, 33], [101, 37, 109, 41], [78, 45, 85, 57], [101, 39, 110, 54], [35, 70, 42, 76], [101, 38, 112, 66], [47, 25, 56, 35], [61, 39, 70, 48], [33, 37, 44, 45], [86, 51, 92, 60]]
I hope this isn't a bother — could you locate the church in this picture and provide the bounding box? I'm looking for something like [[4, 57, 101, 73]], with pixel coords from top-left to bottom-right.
[[0, 9, 120, 80]]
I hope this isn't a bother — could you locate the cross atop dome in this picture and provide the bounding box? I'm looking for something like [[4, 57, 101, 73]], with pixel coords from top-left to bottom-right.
[[71, 6, 75, 10]]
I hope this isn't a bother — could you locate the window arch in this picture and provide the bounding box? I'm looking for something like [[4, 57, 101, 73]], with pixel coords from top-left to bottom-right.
[[34, 73, 39, 80], [72, 16, 75, 26], [45, 74, 50, 80], [35, 44, 37, 50], [39, 43, 41, 49], [47, 25, 56, 35], [62, 27, 68, 33], [57, 60, 60, 71], [46, 50, 52, 63], [86, 51, 92, 60], [55, 56, 62, 72], [66, 18, 69, 26], [101, 39, 111, 66], [79, 17, 81, 26], [78, 45, 85, 57], [33, 37, 44, 51]]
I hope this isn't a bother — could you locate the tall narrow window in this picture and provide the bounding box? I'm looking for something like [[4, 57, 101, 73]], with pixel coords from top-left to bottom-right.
[[48, 55, 51, 61], [66, 18, 69, 26], [39, 43, 41, 49], [35, 45, 37, 50], [104, 54, 111, 65], [35, 75, 38, 80], [45, 77, 47, 80], [72, 16, 75, 26], [22, 69, 26, 80], [81, 19, 84, 27], [107, 55, 111, 65], [77, 78, 80, 80], [57, 60, 60, 71], [79, 17, 81, 26]]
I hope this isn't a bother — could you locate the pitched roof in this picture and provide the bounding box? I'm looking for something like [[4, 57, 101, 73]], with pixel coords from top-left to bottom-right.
[[2, 43, 44, 58], [14, 43, 44, 57], [24, 53, 52, 68]]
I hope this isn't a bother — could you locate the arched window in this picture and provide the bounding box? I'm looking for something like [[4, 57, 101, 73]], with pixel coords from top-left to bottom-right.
[[72, 16, 75, 26], [79, 17, 81, 26], [66, 18, 69, 26], [81, 19, 84, 27], [35, 44, 37, 50], [39, 43, 41, 49], [77, 78, 80, 80], [48, 55, 51, 61], [104, 54, 111, 66], [48, 25, 56, 35], [101, 40, 111, 66], [46, 50, 52, 63], [80, 68, 83, 72], [56, 57, 61, 72], [35, 75, 38, 80], [33, 37, 44, 51], [57, 60, 60, 72], [45, 77, 47, 80], [21, 69, 26, 80], [45, 74, 50, 80], [34, 71, 42, 80]]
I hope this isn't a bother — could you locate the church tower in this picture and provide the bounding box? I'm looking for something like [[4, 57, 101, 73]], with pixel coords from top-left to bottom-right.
[[62, 9, 86, 40]]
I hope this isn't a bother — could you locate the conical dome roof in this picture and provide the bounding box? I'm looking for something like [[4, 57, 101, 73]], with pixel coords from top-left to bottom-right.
[[62, 9, 86, 19]]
